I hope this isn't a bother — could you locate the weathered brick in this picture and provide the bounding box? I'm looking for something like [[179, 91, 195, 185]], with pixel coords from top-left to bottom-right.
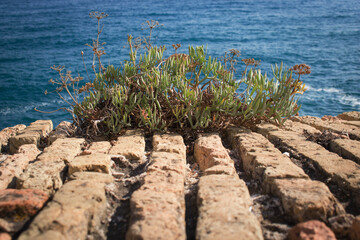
[[330, 138, 360, 164], [68, 171, 113, 183], [0, 124, 26, 148], [9, 120, 53, 154], [82, 141, 112, 155], [194, 133, 232, 171], [256, 123, 360, 208], [288, 220, 336, 240], [17, 138, 85, 196], [68, 153, 111, 175], [47, 121, 72, 144], [108, 130, 145, 162], [0, 144, 40, 189], [195, 133, 263, 240], [197, 174, 263, 240], [127, 134, 186, 240], [337, 111, 360, 121], [0, 189, 48, 232], [283, 119, 321, 135], [292, 116, 360, 140], [227, 127, 308, 189], [271, 179, 345, 222], [18, 179, 108, 240]]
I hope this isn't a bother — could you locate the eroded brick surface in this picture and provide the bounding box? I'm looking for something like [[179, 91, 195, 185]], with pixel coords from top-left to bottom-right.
[[195, 133, 263, 240], [330, 138, 360, 164], [197, 174, 263, 240], [257, 123, 360, 207], [9, 120, 53, 153], [292, 116, 360, 140], [0, 189, 48, 233], [0, 124, 26, 148], [126, 133, 186, 240], [68, 153, 111, 175], [18, 178, 109, 240], [109, 130, 145, 162], [288, 220, 336, 240], [271, 179, 345, 222], [17, 138, 85, 196], [194, 133, 232, 171], [227, 128, 308, 190], [337, 111, 360, 121], [0, 144, 40, 189]]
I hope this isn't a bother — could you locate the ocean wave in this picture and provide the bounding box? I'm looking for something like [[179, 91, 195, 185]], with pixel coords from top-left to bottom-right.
[[340, 95, 360, 107], [306, 85, 341, 93]]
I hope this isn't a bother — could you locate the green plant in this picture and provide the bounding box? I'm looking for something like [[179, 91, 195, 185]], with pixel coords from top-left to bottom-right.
[[45, 12, 309, 137]]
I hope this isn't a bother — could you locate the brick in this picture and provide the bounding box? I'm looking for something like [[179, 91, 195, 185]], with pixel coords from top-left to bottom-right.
[[0, 189, 48, 232], [17, 138, 85, 196], [18, 179, 108, 240], [108, 130, 145, 162], [292, 116, 360, 140], [126, 134, 186, 240], [256, 123, 360, 208], [0, 144, 40, 189], [288, 220, 336, 240], [271, 179, 345, 222], [196, 174, 263, 240], [47, 121, 72, 144], [67, 171, 113, 183], [82, 141, 112, 155], [68, 153, 111, 175], [0, 124, 26, 148], [330, 138, 360, 164], [283, 119, 320, 135], [9, 120, 53, 154], [194, 133, 263, 240], [194, 133, 232, 171], [227, 127, 308, 190], [337, 111, 360, 121]]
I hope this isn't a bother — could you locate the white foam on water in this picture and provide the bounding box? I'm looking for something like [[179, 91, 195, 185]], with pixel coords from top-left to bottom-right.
[[340, 95, 360, 107], [306, 85, 341, 93]]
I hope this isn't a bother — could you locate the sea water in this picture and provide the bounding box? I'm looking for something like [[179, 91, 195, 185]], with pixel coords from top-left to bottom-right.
[[0, 0, 359, 129]]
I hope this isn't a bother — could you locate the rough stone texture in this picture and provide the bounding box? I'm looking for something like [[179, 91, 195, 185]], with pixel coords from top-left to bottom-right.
[[82, 141, 112, 155], [292, 115, 360, 140], [342, 120, 360, 128], [126, 134, 186, 240], [328, 214, 355, 238], [47, 121, 72, 144], [18, 179, 109, 240], [227, 127, 308, 190], [109, 130, 145, 162], [17, 138, 85, 196], [283, 119, 321, 135], [197, 174, 263, 240], [350, 216, 360, 240], [330, 138, 360, 164], [288, 220, 336, 240], [0, 124, 26, 148], [67, 171, 113, 183], [271, 179, 345, 223], [0, 144, 40, 189], [37, 138, 85, 163], [68, 153, 111, 175], [153, 133, 186, 158], [194, 133, 263, 240], [337, 111, 360, 121], [194, 133, 233, 171], [257, 123, 360, 207], [0, 189, 48, 232], [9, 120, 53, 154]]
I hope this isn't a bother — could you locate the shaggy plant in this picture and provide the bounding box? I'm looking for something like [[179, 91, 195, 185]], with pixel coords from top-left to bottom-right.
[[46, 12, 309, 136]]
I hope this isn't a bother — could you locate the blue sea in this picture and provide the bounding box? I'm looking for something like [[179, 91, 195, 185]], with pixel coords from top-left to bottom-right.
[[0, 0, 359, 130]]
